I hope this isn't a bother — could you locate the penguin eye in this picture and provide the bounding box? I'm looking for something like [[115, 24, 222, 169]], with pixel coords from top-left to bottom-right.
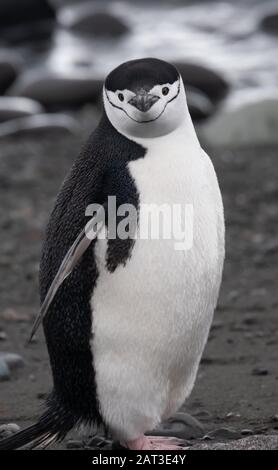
[[162, 86, 169, 96], [118, 93, 124, 102]]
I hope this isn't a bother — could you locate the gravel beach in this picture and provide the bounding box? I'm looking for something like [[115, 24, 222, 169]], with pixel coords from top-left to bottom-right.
[[0, 106, 277, 449], [0, 0, 278, 451]]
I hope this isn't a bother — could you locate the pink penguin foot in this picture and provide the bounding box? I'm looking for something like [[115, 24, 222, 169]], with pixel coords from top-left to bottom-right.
[[121, 435, 187, 450]]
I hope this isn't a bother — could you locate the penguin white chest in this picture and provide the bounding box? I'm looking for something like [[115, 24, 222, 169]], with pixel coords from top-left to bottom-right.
[[91, 133, 224, 440]]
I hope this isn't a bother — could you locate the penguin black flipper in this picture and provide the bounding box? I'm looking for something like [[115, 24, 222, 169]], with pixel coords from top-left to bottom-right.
[[27, 206, 106, 344]]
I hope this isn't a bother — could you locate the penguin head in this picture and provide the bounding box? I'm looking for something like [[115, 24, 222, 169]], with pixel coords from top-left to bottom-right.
[[104, 58, 187, 139]]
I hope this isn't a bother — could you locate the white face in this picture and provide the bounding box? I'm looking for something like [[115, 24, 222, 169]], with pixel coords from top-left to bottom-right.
[[104, 77, 187, 139]]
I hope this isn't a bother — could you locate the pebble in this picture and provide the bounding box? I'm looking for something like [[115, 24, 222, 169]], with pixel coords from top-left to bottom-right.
[[0, 308, 30, 322], [59, 6, 130, 38], [0, 423, 20, 439], [193, 410, 212, 420], [0, 330, 7, 341], [252, 367, 269, 376], [153, 412, 204, 440], [0, 114, 80, 139], [0, 352, 24, 370], [0, 97, 44, 123], [66, 439, 84, 449], [241, 429, 254, 436], [208, 427, 241, 440], [173, 62, 229, 104], [242, 314, 258, 326], [37, 392, 48, 400], [0, 358, 10, 381], [9, 69, 103, 108]]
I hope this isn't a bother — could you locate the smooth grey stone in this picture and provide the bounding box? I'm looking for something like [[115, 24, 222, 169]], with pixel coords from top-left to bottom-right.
[[0, 352, 24, 370], [0, 97, 44, 123], [208, 427, 241, 440], [0, 358, 10, 381], [150, 412, 204, 439], [58, 5, 130, 37], [174, 62, 229, 104], [0, 113, 80, 138], [199, 99, 278, 147], [260, 12, 278, 36], [0, 423, 20, 439], [9, 69, 102, 107]]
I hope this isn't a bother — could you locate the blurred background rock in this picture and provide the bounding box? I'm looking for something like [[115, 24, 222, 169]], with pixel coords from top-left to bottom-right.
[[0, 0, 277, 142], [0, 0, 278, 450]]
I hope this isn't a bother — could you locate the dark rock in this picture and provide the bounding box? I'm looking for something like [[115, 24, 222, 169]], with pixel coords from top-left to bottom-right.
[[252, 367, 269, 376], [9, 69, 103, 108], [242, 314, 258, 326], [186, 87, 215, 121], [260, 12, 278, 36], [59, 6, 130, 38], [37, 392, 48, 400], [208, 427, 241, 440], [226, 412, 241, 419], [0, 1, 55, 28], [0, 97, 43, 123], [173, 62, 229, 104], [0, 352, 24, 370], [0, 423, 20, 439], [0, 358, 10, 381], [0, 57, 18, 94], [0, 114, 80, 139]]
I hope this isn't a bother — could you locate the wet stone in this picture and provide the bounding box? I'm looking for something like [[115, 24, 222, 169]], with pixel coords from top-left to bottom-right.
[[0, 352, 24, 370], [0, 358, 10, 381], [0, 423, 20, 439], [241, 429, 254, 436]]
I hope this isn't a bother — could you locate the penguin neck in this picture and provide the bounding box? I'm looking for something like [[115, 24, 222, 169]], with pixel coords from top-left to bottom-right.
[[102, 107, 200, 154]]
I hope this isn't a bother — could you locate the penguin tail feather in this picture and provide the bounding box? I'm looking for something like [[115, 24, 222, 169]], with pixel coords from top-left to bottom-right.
[[0, 397, 76, 450]]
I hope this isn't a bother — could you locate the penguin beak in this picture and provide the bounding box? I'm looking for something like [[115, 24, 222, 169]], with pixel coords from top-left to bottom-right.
[[129, 91, 160, 112]]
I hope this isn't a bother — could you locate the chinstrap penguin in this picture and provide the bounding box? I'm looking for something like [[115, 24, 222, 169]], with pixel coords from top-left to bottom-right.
[[0, 58, 225, 451]]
